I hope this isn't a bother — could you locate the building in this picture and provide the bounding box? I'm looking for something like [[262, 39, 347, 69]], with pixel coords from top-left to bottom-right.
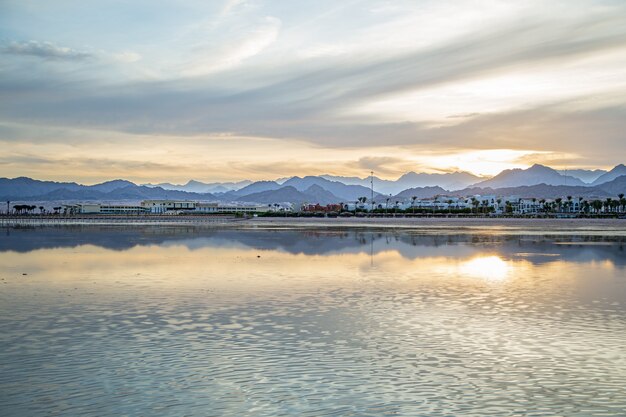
[[141, 200, 197, 214], [195, 203, 268, 214], [302, 203, 343, 213], [63, 204, 149, 215]]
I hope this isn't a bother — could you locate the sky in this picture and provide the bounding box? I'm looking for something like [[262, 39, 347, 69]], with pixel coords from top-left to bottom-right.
[[1, 0, 626, 184]]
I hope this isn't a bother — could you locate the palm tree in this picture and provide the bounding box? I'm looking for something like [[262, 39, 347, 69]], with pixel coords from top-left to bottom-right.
[[555, 198, 563, 213], [592, 200, 603, 214], [471, 197, 479, 214], [385, 197, 390, 216], [411, 196, 417, 215], [619, 193, 625, 213], [566, 196, 572, 213], [481, 200, 489, 214], [5, 201, 9, 215]]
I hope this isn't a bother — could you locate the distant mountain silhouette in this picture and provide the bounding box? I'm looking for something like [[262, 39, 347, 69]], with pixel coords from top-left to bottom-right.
[[393, 186, 448, 200], [145, 179, 252, 193], [0, 177, 216, 201], [557, 169, 607, 184], [282, 176, 380, 201], [0, 176, 82, 197], [88, 179, 136, 193], [236, 185, 341, 205], [595, 174, 626, 195], [591, 164, 626, 185], [321, 171, 481, 193], [474, 164, 585, 188], [2, 167, 625, 205], [228, 181, 283, 197]]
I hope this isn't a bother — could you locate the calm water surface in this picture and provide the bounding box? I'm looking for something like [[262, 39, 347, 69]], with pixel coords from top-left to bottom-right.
[[1, 226, 625, 416]]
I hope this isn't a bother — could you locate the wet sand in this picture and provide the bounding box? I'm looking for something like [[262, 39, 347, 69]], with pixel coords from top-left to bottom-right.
[[1, 216, 624, 235], [244, 216, 626, 234]]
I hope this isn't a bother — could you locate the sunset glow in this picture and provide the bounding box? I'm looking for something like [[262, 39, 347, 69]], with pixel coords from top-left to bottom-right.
[[1, 0, 625, 182]]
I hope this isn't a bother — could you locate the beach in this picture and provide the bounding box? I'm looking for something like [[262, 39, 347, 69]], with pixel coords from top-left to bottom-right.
[[2, 215, 624, 234]]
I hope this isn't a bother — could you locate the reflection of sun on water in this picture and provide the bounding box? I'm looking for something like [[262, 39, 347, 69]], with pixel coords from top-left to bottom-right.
[[459, 255, 511, 282]]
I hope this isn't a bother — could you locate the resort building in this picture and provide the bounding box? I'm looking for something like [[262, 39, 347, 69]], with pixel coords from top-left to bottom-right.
[[63, 204, 149, 215], [195, 203, 269, 214], [141, 200, 197, 214], [302, 203, 343, 213]]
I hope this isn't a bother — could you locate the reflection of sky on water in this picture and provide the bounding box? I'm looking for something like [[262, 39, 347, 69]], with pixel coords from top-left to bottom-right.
[[0, 227, 625, 416], [2, 226, 625, 266]]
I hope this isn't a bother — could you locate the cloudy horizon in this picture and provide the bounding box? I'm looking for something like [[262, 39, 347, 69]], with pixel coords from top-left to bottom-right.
[[2, 0, 626, 184]]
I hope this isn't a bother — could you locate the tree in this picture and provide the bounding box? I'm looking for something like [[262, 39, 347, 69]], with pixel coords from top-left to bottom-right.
[[566, 196, 572, 213], [555, 198, 563, 212], [471, 197, 479, 214], [581, 200, 589, 214], [411, 196, 417, 215], [591, 200, 603, 214]]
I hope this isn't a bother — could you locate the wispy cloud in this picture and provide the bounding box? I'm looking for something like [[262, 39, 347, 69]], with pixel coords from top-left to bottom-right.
[[1, 0, 625, 180], [2, 40, 92, 60]]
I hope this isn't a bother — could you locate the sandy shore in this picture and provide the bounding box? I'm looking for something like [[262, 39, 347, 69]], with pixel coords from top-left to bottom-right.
[[242, 216, 626, 234], [2, 215, 624, 235]]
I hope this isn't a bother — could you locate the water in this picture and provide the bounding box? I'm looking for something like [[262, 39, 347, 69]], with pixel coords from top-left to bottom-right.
[[1, 226, 625, 416]]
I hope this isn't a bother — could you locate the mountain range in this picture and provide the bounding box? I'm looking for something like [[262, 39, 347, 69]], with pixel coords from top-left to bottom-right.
[[2, 164, 625, 205]]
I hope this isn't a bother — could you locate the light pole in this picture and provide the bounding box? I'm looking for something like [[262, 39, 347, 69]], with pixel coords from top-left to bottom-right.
[[370, 171, 374, 212]]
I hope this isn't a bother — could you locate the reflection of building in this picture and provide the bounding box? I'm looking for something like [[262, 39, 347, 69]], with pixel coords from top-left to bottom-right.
[[64, 204, 149, 215], [195, 203, 268, 214]]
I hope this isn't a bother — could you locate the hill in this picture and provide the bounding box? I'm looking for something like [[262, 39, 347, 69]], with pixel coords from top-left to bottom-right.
[[591, 164, 626, 185], [282, 176, 379, 201], [321, 171, 482, 194], [474, 164, 585, 188], [557, 169, 606, 184], [0, 177, 216, 202], [236, 185, 341, 205], [596, 175, 626, 195], [392, 186, 449, 200]]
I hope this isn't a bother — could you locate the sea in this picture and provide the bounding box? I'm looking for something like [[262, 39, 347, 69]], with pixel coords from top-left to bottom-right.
[[1, 225, 625, 416]]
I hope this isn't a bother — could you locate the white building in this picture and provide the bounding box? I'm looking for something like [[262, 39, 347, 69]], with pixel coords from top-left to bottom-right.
[[141, 200, 197, 214], [195, 203, 268, 214], [64, 204, 149, 215]]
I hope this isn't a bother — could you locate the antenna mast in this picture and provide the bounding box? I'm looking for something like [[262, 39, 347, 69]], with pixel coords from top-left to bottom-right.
[[370, 170, 374, 211]]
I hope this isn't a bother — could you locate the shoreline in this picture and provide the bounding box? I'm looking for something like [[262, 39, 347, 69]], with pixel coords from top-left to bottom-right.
[[1, 215, 624, 235]]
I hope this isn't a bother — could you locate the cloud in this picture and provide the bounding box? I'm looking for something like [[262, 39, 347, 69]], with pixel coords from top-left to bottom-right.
[[2, 40, 92, 60], [112, 51, 142, 63], [356, 157, 419, 176], [182, 16, 282, 76], [1, 0, 626, 178]]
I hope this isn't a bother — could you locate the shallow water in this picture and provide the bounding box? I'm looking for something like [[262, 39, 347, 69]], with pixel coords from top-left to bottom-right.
[[1, 227, 625, 416]]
